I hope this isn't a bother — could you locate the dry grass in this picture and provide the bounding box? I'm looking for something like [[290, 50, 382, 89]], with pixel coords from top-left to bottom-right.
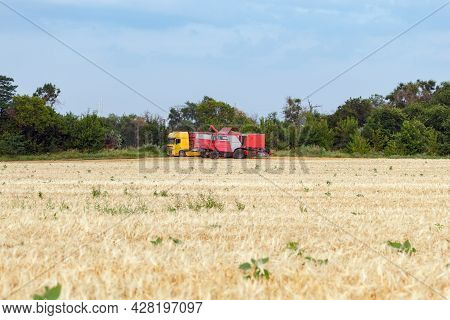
[[0, 157, 448, 300]]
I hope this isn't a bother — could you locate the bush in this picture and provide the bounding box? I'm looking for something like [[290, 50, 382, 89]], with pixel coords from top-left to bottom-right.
[[384, 139, 404, 156], [139, 144, 162, 155], [297, 145, 327, 156], [334, 117, 358, 150], [299, 115, 333, 149], [73, 113, 107, 151], [348, 131, 370, 155], [436, 119, 449, 155], [363, 106, 405, 150], [0, 132, 28, 155], [394, 120, 437, 155]]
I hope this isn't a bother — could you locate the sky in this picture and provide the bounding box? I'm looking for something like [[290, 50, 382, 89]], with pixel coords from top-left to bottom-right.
[[0, 0, 449, 118]]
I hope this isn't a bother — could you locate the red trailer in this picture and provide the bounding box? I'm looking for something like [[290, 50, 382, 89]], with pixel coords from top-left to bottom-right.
[[189, 132, 213, 151], [241, 133, 267, 158], [196, 125, 270, 159]]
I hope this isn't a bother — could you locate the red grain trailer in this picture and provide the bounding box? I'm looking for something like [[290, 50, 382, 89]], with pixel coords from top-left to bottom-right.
[[197, 125, 269, 159]]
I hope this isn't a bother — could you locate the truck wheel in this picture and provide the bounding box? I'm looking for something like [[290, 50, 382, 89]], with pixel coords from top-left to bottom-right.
[[201, 151, 209, 158], [210, 151, 219, 159], [179, 150, 186, 157], [233, 149, 245, 159]]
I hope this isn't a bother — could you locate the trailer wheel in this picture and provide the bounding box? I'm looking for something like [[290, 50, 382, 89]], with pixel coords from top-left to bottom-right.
[[233, 149, 245, 159], [210, 151, 219, 159], [179, 150, 186, 157]]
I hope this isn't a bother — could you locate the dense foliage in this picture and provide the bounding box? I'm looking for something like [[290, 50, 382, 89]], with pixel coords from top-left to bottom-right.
[[0, 75, 448, 156]]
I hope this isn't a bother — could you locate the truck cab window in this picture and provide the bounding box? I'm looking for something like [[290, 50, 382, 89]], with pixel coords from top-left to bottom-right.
[[176, 139, 181, 144]]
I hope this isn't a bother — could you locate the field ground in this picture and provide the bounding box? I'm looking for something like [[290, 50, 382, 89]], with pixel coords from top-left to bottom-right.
[[0, 157, 448, 299]]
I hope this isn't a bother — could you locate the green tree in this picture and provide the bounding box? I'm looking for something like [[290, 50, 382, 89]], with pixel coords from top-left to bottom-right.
[[329, 97, 374, 127], [8, 95, 63, 152], [387, 79, 436, 108], [140, 112, 167, 147], [404, 103, 448, 132], [436, 118, 449, 155], [73, 113, 107, 151], [369, 94, 386, 108], [241, 123, 260, 133], [33, 83, 61, 107], [59, 113, 79, 150], [423, 104, 449, 134], [363, 106, 405, 150], [283, 97, 305, 126], [260, 112, 286, 150], [169, 97, 255, 131], [110, 115, 141, 148], [299, 114, 333, 149], [333, 117, 358, 150], [384, 139, 404, 156], [348, 131, 370, 155], [431, 81, 450, 106], [0, 75, 17, 115], [167, 105, 197, 130], [195, 96, 238, 129], [0, 132, 28, 155], [403, 103, 449, 155], [167, 107, 183, 130], [393, 120, 437, 155]]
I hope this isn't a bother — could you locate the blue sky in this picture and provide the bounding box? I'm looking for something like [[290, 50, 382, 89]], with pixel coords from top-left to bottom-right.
[[1, 0, 449, 117]]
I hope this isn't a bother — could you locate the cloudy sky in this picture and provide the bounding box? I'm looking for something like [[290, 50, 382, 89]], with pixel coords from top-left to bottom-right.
[[1, 0, 449, 117]]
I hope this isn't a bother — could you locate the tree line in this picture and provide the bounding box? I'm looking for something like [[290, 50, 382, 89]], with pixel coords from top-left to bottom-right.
[[0, 74, 448, 156]]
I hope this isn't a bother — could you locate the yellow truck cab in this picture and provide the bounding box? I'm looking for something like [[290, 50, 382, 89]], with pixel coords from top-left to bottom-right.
[[167, 132, 200, 157]]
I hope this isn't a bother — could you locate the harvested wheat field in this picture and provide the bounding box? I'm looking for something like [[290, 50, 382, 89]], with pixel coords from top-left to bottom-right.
[[0, 157, 449, 300]]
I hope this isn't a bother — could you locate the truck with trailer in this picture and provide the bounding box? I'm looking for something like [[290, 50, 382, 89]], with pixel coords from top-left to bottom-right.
[[167, 125, 269, 159]]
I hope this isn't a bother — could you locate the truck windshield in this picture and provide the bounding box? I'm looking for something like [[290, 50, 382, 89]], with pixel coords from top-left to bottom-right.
[[168, 138, 176, 144]]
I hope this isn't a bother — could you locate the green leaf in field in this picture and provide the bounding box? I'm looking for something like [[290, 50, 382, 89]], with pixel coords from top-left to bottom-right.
[[387, 241, 402, 249], [150, 237, 163, 245], [435, 223, 444, 230], [33, 283, 61, 300], [169, 237, 181, 244], [239, 262, 251, 270], [387, 240, 416, 255], [239, 258, 271, 280], [303, 255, 328, 266], [287, 242, 299, 251]]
